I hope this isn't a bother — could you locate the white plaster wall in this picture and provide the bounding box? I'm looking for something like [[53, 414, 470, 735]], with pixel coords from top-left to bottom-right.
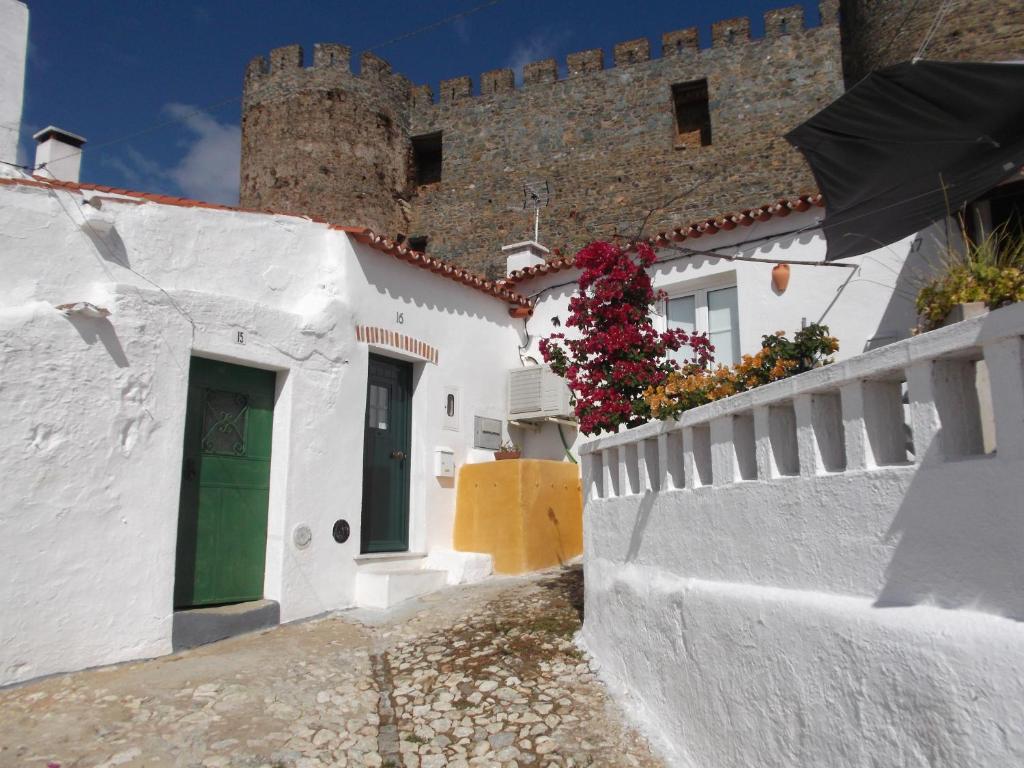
[[0, 180, 517, 684], [585, 563, 1024, 768], [0, 0, 28, 168], [517, 211, 945, 456], [522, 211, 946, 367], [579, 304, 1024, 767], [341, 240, 521, 553]]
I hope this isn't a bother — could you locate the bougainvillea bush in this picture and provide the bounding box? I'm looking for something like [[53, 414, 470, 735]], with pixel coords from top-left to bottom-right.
[[644, 323, 839, 420], [539, 241, 713, 435]]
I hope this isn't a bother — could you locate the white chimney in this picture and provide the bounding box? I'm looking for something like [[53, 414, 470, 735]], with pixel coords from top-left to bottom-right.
[[503, 240, 549, 277], [0, 0, 29, 170], [33, 126, 86, 183]]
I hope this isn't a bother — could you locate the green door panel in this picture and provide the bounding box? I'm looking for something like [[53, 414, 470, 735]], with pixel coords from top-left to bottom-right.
[[360, 355, 412, 553], [174, 357, 276, 608]]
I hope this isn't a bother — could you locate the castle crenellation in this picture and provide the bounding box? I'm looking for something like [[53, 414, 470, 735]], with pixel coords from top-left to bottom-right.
[[244, 3, 821, 108], [240, 0, 1023, 276]]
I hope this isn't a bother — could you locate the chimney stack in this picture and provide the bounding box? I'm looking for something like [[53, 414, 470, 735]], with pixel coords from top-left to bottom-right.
[[502, 240, 549, 277], [0, 0, 29, 171], [33, 126, 86, 183]]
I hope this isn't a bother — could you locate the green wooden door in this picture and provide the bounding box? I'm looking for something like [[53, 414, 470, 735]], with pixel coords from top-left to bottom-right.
[[360, 355, 412, 553], [174, 357, 276, 608]]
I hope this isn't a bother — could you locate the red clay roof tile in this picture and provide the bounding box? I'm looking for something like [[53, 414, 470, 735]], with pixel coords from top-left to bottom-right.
[[0, 176, 531, 308], [500, 193, 825, 284]]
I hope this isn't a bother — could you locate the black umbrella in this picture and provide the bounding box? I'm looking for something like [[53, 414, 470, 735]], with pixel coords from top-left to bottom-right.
[[785, 61, 1024, 261]]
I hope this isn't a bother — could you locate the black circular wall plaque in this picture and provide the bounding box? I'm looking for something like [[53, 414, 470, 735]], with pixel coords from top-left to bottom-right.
[[332, 519, 351, 543]]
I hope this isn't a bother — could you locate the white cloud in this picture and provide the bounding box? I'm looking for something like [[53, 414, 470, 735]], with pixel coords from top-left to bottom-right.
[[452, 16, 471, 43], [163, 103, 240, 205], [106, 105, 240, 205], [505, 29, 572, 85]]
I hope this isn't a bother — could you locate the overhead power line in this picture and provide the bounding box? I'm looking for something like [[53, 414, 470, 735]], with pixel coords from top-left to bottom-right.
[[4, 0, 507, 173], [363, 0, 506, 53]]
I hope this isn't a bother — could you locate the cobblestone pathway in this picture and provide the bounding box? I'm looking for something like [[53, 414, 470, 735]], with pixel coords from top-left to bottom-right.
[[0, 567, 663, 768]]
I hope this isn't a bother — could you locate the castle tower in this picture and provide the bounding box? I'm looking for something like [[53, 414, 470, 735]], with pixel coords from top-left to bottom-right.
[[839, 0, 1024, 86], [240, 44, 414, 236]]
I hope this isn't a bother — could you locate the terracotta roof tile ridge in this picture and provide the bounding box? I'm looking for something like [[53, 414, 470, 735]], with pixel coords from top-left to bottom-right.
[[341, 226, 532, 307], [0, 175, 533, 310], [501, 192, 825, 284]]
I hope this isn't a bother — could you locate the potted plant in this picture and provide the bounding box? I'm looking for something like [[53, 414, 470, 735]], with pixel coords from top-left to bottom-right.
[[915, 225, 1024, 331], [494, 439, 521, 461]]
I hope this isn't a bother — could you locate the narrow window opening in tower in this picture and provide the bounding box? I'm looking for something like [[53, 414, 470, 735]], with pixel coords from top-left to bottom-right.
[[671, 79, 712, 148], [408, 235, 429, 253], [411, 132, 443, 185]]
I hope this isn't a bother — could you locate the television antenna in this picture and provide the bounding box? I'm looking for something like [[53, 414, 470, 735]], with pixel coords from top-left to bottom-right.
[[523, 180, 550, 243]]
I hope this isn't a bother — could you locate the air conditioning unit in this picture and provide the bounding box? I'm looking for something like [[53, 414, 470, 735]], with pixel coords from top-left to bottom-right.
[[507, 365, 574, 422]]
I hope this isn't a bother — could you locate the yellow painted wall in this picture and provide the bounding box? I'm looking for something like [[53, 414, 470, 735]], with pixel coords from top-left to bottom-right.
[[454, 459, 583, 574]]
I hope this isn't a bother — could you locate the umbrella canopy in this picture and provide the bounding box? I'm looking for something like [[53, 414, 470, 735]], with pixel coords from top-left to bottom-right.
[[786, 61, 1024, 260]]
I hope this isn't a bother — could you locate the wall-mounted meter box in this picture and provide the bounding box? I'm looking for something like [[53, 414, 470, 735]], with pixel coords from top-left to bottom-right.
[[434, 447, 455, 478]]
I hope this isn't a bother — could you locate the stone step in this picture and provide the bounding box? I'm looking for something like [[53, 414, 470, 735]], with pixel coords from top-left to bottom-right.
[[172, 599, 280, 651], [354, 567, 448, 610]]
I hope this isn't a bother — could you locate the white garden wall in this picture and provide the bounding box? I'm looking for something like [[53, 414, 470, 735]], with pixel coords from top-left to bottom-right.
[[579, 302, 1024, 767], [0, 178, 518, 685]]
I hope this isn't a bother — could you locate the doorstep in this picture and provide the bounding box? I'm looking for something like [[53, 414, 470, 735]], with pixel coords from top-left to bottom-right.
[[171, 599, 280, 651]]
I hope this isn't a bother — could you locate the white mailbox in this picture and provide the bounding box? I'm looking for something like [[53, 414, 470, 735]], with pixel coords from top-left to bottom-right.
[[434, 447, 455, 478]]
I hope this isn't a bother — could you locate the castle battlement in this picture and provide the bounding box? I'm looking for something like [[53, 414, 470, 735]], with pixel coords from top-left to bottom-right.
[[244, 2, 834, 108], [240, 0, 846, 274], [243, 43, 412, 103], [407, 2, 833, 106]]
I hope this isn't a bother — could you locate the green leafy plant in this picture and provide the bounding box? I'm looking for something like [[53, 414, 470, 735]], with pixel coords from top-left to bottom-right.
[[916, 225, 1024, 331], [644, 323, 839, 420]]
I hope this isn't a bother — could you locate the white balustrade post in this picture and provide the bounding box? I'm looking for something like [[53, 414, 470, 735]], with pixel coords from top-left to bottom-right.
[[602, 448, 618, 497], [984, 336, 1024, 460], [794, 394, 819, 477], [710, 416, 736, 485], [682, 427, 699, 489], [581, 453, 600, 500], [840, 381, 870, 471], [753, 405, 774, 480], [619, 444, 632, 496], [657, 432, 669, 491]]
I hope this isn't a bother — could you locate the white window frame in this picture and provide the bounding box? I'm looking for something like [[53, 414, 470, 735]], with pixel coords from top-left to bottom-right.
[[658, 272, 740, 364]]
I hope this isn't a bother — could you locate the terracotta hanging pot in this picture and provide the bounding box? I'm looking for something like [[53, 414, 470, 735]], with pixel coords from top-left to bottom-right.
[[772, 262, 791, 293]]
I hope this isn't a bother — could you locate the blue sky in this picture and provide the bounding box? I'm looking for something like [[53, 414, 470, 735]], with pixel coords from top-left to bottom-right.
[[18, 0, 819, 204]]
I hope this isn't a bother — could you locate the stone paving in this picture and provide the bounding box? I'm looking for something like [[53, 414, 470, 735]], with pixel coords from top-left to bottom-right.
[[0, 566, 663, 768]]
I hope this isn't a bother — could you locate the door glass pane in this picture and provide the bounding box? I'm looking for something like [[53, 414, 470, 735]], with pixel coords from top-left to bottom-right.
[[667, 295, 697, 365], [368, 384, 389, 430], [708, 286, 740, 365]]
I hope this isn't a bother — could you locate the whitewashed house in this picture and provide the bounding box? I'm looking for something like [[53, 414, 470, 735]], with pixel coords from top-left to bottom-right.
[[0, 146, 955, 687], [5, 9, 1024, 766]]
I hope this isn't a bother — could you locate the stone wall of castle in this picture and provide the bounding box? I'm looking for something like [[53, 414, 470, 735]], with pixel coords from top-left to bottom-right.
[[241, 3, 844, 276], [406, 3, 842, 274], [239, 0, 1024, 277], [840, 0, 1024, 86], [241, 45, 415, 238]]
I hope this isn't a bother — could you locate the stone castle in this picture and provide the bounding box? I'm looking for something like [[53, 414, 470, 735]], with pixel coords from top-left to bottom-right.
[[239, 0, 1023, 276]]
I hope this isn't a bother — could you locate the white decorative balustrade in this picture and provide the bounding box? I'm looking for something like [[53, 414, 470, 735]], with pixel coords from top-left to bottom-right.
[[579, 302, 1024, 768], [582, 302, 1024, 499]]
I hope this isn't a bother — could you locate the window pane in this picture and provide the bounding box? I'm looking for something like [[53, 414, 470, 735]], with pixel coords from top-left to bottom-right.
[[708, 286, 739, 365], [667, 295, 697, 365], [368, 384, 389, 430], [667, 295, 696, 334]]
